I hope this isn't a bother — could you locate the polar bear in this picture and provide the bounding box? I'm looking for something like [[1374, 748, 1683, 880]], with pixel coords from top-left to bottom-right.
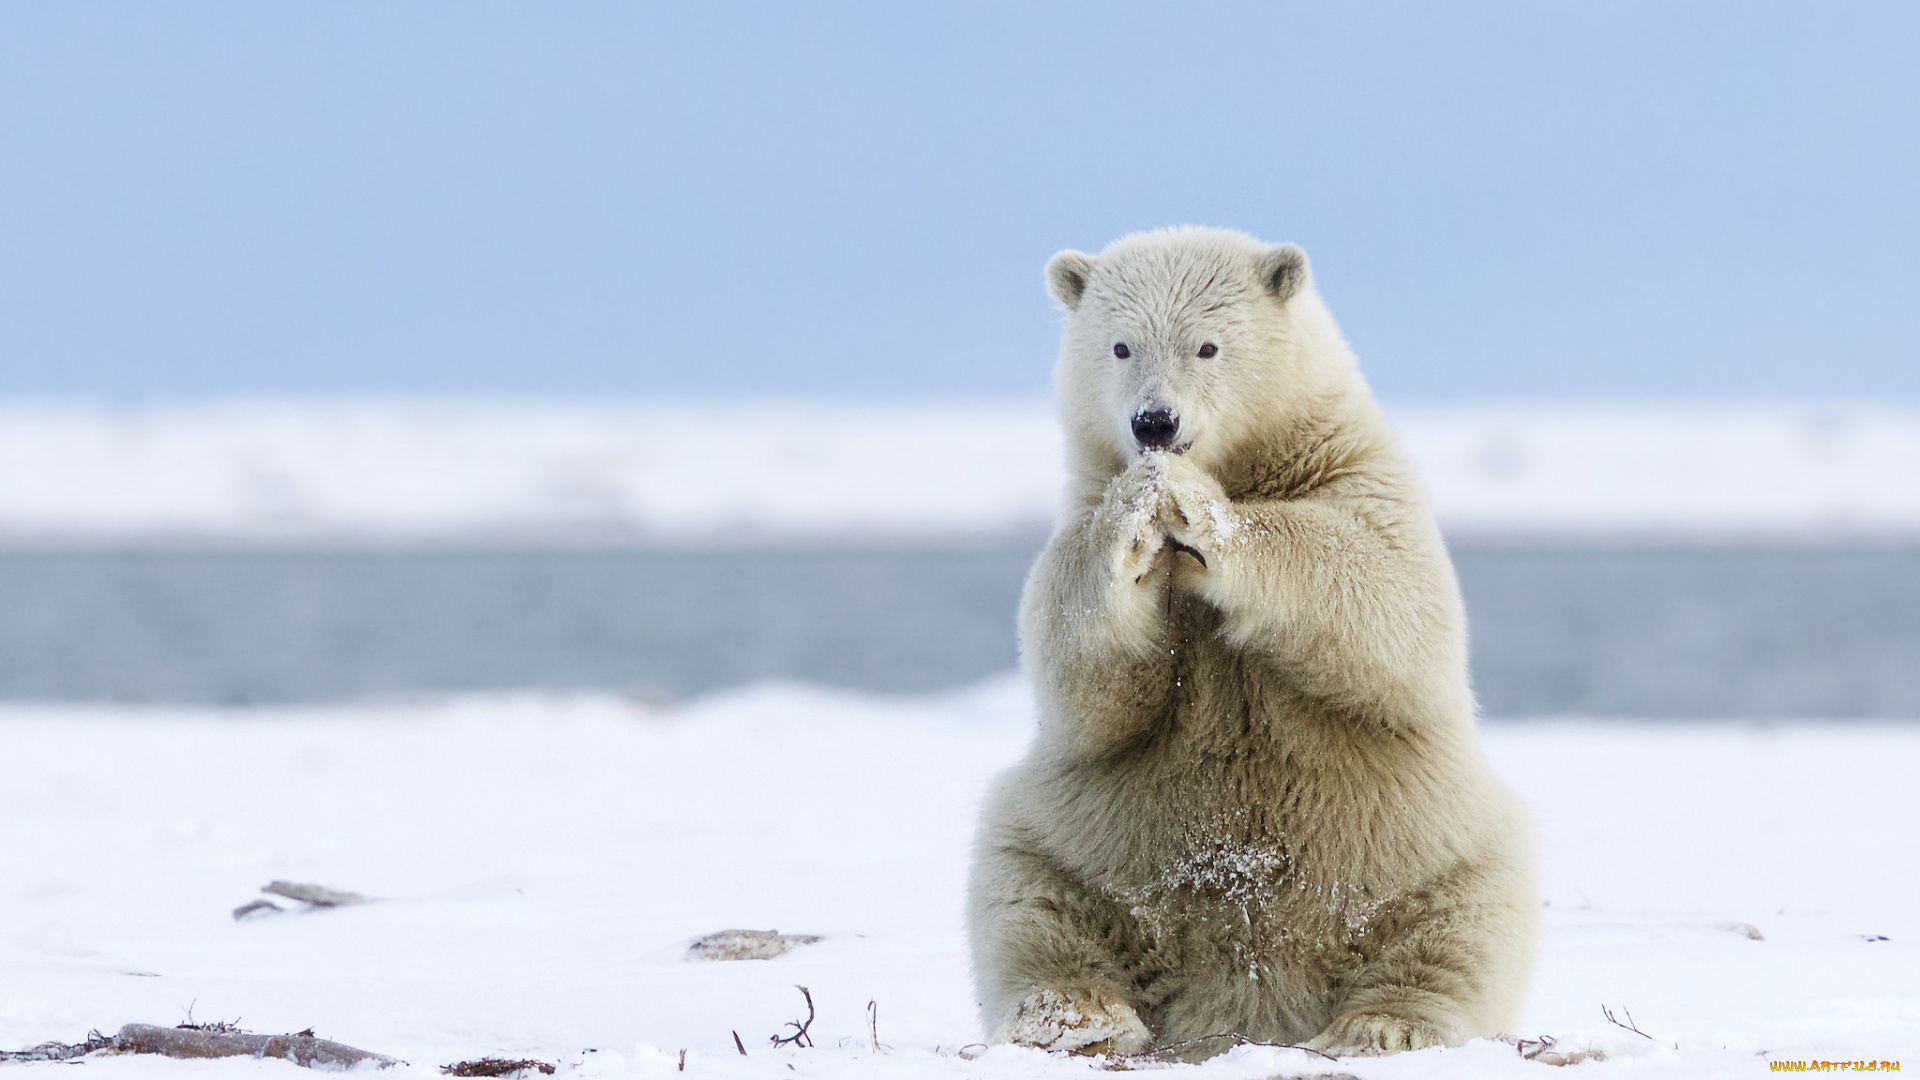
[[967, 227, 1536, 1058]]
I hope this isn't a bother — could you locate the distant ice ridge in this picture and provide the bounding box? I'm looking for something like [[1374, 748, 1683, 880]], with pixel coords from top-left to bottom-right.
[[1398, 402, 1920, 541], [0, 399, 1915, 544]]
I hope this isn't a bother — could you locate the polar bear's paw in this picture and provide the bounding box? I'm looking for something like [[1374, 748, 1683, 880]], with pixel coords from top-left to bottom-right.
[[1000, 988, 1152, 1056], [1099, 457, 1172, 585], [1113, 511, 1166, 585], [1308, 1010, 1450, 1056], [1157, 453, 1238, 560]]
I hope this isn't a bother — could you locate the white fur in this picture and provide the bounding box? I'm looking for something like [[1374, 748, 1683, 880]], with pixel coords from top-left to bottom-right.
[[969, 227, 1537, 1058]]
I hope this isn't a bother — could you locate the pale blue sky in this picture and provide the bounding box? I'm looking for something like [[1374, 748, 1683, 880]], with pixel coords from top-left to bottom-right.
[[2, 2, 1916, 399]]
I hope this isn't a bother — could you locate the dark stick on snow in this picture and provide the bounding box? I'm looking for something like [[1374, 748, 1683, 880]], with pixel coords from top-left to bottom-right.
[[1602, 1004, 1654, 1040], [769, 985, 815, 1048], [867, 1000, 881, 1053], [732, 1030, 747, 1056]]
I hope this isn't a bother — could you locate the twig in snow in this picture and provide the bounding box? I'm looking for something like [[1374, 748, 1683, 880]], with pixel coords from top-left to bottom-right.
[[176, 1002, 242, 1033], [769, 985, 815, 1048], [678, 1048, 686, 1071], [867, 1000, 883, 1053], [1602, 1005, 1653, 1040], [732, 1030, 747, 1056]]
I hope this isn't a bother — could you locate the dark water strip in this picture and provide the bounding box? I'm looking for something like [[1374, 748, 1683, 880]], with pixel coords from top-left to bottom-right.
[[1456, 545, 1920, 717], [0, 546, 1914, 716]]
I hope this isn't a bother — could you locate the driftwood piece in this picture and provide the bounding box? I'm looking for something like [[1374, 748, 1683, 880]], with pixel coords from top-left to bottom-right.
[[112, 1023, 399, 1069], [233, 881, 371, 921], [262, 881, 369, 908], [686, 928, 821, 961]]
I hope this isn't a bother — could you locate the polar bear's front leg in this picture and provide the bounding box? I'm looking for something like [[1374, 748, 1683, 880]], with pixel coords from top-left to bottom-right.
[[1091, 453, 1179, 599], [1020, 455, 1185, 754], [1153, 455, 1469, 726], [1027, 454, 1175, 651], [969, 824, 1152, 1056]]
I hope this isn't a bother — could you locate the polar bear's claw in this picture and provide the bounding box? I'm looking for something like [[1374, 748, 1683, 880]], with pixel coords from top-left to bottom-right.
[[1164, 538, 1207, 568]]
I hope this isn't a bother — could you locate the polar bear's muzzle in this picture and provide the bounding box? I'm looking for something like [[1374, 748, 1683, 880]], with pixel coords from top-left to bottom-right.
[[1130, 408, 1183, 452]]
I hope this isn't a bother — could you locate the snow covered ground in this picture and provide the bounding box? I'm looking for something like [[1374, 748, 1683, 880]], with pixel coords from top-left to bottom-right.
[[3, 681, 1914, 1078], [2, 400, 1918, 544]]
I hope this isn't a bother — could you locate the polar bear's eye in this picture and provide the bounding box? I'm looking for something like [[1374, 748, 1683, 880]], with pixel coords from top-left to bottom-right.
[[1197, 342, 1218, 359], [1112, 343, 1131, 359]]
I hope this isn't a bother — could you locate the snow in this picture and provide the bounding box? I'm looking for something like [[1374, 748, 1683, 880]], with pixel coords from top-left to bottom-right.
[[1, 400, 1918, 544], [3, 681, 1914, 1077]]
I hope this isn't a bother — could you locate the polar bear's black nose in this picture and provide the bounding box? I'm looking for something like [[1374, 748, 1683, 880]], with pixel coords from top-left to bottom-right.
[[1132, 409, 1180, 450]]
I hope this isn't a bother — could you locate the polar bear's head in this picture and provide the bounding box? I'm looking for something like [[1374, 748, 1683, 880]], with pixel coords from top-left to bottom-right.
[[1046, 226, 1352, 478]]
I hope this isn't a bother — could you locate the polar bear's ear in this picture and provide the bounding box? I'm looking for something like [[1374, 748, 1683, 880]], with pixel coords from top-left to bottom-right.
[[1259, 244, 1311, 304], [1045, 250, 1095, 311]]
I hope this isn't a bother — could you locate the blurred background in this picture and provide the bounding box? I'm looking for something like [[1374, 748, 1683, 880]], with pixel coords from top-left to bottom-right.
[[2, 0, 1916, 716]]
